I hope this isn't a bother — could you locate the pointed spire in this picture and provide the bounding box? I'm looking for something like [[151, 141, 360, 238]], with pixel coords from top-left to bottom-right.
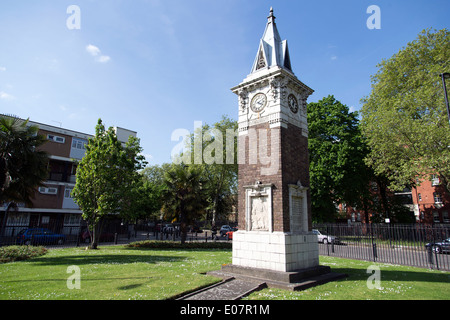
[[250, 7, 293, 74], [268, 7, 275, 23]]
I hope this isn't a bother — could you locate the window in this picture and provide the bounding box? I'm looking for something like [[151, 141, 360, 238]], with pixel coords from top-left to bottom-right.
[[434, 192, 442, 204], [443, 211, 449, 223], [431, 175, 440, 186], [418, 193, 422, 201], [370, 181, 378, 191], [64, 187, 73, 199], [38, 187, 58, 195], [47, 134, 65, 143], [433, 211, 440, 223], [64, 214, 81, 226], [71, 138, 87, 150]]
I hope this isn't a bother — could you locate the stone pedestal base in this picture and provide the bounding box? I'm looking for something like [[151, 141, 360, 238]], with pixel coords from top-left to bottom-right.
[[207, 264, 347, 292], [232, 231, 319, 272]]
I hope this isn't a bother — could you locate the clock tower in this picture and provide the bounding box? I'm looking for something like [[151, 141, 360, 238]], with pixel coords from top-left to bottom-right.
[[230, 8, 319, 273]]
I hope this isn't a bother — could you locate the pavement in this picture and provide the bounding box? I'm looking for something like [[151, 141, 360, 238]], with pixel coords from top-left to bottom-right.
[[176, 277, 267, 300], [176, 265, 347, 300]]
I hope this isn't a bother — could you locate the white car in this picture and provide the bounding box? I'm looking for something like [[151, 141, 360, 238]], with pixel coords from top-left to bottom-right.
[[312, 229, 340, 244]]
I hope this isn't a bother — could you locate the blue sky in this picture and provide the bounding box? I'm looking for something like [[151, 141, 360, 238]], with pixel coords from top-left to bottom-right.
[[1, 0, 449, 165]]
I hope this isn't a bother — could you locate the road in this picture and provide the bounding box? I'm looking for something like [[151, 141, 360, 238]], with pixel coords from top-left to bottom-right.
[[318, 242, 450, 271]]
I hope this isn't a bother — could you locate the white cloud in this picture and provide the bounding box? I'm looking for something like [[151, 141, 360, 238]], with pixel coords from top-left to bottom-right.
[[98, 55, 111, 63], [331, 55, 338, 61], [86, 44, 111, 63], [0, 91, 14, 100], [86, 44, 101, 56], [0, 67, 5, 72]]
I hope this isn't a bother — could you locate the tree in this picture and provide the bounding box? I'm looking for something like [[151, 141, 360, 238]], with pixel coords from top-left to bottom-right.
[[139, 163, 174, 220], [72, 119, 146, 249], [161, 164, 207, 244], [361, 28, 450, 193], [0, 116, 49, 206], [195, 116, 238, 225], [174, 115, 238, 226], [308, 95, 372, 222]]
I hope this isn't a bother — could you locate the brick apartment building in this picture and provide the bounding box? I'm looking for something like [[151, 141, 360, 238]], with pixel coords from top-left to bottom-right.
[[345, 177, 450, 224], [412, 175, 450, 224], [1, 118, 137, 240]]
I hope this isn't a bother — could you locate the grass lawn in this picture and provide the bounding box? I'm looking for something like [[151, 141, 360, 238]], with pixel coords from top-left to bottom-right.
[[0, 245, 449, 300], [246, 256, 450, 300], [0, 245, 231, 300]]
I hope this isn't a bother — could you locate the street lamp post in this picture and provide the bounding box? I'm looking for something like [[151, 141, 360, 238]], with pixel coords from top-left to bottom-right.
[[440, 72, 450, 126]]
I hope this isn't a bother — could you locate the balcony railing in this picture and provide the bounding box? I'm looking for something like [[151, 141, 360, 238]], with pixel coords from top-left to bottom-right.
[[48, 173, 76, 184]]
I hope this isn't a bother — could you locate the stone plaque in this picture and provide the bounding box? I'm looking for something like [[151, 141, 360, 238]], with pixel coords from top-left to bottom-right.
[[290, 196, 302, 231], [251, 196, 269, 231]]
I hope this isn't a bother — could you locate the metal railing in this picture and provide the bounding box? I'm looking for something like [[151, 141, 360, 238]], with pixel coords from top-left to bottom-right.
[[314, 223, 450, 271], [2, 220, 448, 271], [0, 223, 230, 248]]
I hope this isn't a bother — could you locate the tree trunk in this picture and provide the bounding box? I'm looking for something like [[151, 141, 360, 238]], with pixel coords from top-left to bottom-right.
[[88, 220, 102, 249]]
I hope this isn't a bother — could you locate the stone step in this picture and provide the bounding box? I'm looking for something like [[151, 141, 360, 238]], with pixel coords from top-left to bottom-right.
[[176, 277, 266, 300]]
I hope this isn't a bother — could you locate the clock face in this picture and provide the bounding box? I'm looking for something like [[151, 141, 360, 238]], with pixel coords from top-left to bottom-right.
[[250, 93, 267, 113], [288, 94, 299, 113]]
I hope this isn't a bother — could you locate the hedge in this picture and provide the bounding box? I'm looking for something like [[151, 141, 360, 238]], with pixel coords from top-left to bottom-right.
[[0, 245, 48, 263], [126, 240, 232, 250]]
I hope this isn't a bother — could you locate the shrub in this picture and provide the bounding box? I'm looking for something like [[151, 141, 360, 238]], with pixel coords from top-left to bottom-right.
[[0, 245, 48, 263], [126, 240, 232, 250]]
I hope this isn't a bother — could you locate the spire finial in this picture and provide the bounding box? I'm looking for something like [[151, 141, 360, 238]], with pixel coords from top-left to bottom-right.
[[268, 7, 275, 23]]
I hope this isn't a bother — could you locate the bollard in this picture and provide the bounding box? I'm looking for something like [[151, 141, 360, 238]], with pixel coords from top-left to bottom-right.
[[427, 246, 434, 266], [372, 243, 378, 260]]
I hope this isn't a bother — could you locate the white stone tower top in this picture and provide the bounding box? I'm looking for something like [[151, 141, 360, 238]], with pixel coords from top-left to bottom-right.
[[250, 7, 292, 75]]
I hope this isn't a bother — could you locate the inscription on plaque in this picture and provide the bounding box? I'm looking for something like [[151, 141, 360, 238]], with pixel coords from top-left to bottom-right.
[[290, 196, 302, 232]]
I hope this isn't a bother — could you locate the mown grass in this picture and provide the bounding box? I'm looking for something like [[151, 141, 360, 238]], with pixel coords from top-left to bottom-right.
[[0, 245, 448, 300], [0, 245, 231, 300], [246, 256, 450, 300]]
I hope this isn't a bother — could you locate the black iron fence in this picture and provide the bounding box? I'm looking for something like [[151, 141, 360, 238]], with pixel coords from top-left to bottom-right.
[[0, 221, 227, 248], [313, 223, 450, 271], [2, 219, 449, 271]]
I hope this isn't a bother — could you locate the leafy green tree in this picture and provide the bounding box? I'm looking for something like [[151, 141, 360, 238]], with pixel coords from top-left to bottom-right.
[[0, 116, 49, 206], [161, 164, 207, 244], [139, 163, 174, 220], [173, 115, 238, 226], [308, 95, 372, 222], [72, 119, 146, 249], [361, 28, 450, 193], [195, 116, 237, 225]]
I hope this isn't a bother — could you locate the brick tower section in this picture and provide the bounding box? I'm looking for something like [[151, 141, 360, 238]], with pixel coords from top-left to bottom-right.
[[237, 123, 311, 233]]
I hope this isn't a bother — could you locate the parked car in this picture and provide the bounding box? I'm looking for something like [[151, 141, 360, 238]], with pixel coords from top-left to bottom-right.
[[163, 224, 175, 233], [220, 225, 238, 237], [312, 229, 340, 244], [425, 238, 450, 254], [16, 228, 66, 245]]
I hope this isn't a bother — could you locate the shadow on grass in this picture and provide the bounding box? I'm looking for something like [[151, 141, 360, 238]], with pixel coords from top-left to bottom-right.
[[2, 276, 153, 283], [29, 254, 187, 266]]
